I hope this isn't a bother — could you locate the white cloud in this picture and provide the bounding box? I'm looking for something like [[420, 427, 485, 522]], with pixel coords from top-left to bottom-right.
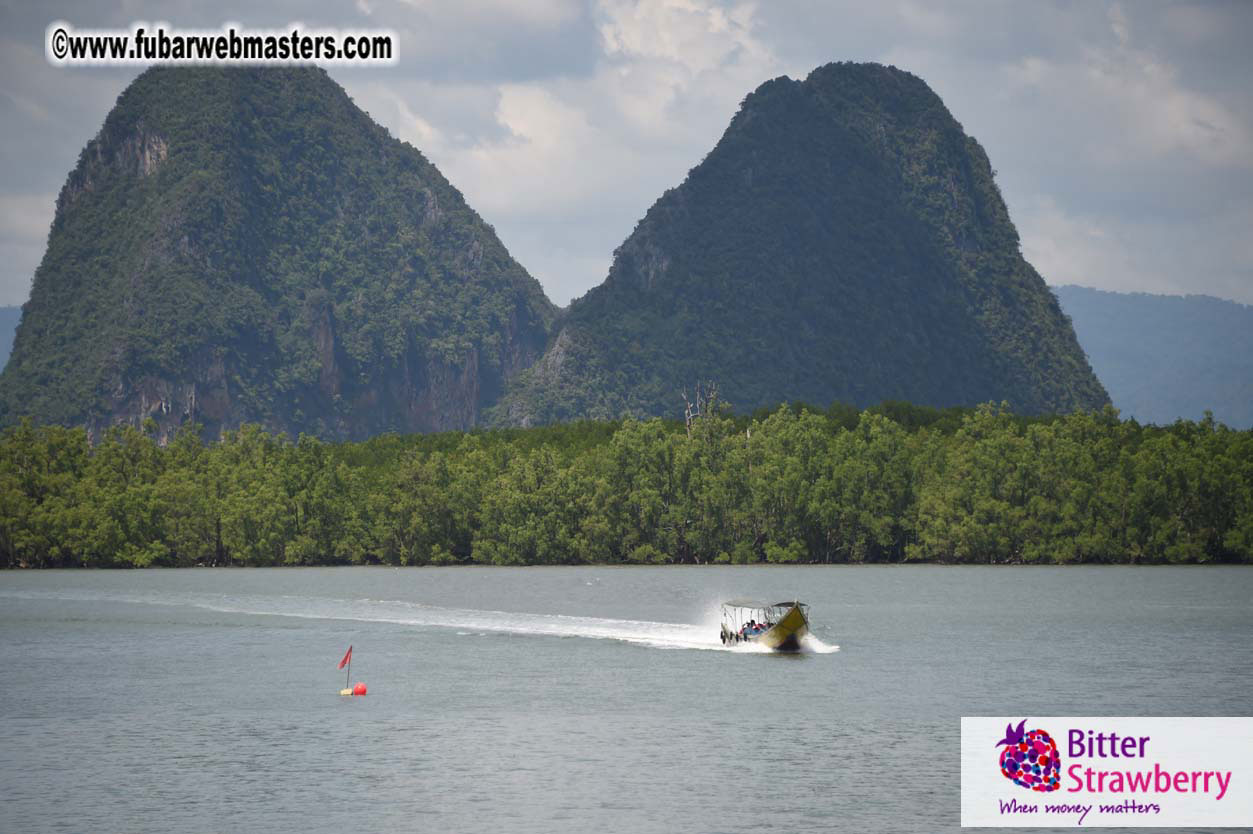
[[1, 0, 1251, 309], [1079, 46, 1252, 168], [895, 0, 956, 39], [342, 0, 787, 303], [990, 5, 1252, 171], [0, 194, 55, 244], [866, 3, 1252, 304], [0, 193, 56, 306], [600, 0, 753, 70], [1019, 196, 1132, 291], [1108, 3, 1130, 48], [397, 0, 581, 27], [368, 87, 446, 149], [1022, 196, 1253, 304]]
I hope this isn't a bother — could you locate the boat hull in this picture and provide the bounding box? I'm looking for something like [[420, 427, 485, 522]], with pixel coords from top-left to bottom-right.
[[754, 603, 809, 651]]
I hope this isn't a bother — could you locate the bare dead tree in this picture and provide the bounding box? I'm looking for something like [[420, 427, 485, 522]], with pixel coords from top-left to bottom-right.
[[682, 388, 698, 437], [681, 381, 719, 438]]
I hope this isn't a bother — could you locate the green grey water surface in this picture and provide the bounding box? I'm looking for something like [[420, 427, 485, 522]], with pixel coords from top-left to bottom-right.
[[1, 566, 1248, 833]]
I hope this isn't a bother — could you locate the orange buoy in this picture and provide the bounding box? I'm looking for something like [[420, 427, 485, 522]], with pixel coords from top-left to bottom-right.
[[352, 681, 368, 696]]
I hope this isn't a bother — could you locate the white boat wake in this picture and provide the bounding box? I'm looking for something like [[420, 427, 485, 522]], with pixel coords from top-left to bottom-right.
[[0, 588, 839, 653]]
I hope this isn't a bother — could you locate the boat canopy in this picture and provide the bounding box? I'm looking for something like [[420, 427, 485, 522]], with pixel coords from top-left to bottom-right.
[[719, 599, 808, 637]]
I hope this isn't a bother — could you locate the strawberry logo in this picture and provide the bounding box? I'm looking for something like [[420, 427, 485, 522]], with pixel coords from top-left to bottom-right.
[[996, 719, 1061, 792]]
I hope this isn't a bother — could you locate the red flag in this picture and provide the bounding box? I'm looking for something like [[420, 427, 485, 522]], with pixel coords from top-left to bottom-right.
[[337, 645, 352, 669]]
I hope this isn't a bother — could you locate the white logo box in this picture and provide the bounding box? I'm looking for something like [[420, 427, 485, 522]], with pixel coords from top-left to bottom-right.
[[961, 717, 1253, 827]]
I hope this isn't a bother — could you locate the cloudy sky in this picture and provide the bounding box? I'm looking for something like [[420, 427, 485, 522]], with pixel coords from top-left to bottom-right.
[[1, 0, 1251, 307]]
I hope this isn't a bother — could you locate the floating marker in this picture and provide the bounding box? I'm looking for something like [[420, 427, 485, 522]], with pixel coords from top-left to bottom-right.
[[335, 645, 366, 694]]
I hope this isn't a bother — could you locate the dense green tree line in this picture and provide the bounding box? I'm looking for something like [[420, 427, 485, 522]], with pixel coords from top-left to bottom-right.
[[2, 402, 1250, 567]]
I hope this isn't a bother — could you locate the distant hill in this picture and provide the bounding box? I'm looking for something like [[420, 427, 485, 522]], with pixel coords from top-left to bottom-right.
[[0, 306, 19, 370], [494, 62, 1108, 425], [2, 63, 1122, 441], [0, 67, 554, 441], [1054, 285, 1253, 428]]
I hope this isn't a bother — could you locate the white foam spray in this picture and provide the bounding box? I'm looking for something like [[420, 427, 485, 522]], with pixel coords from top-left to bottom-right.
[[0, 588, 839, 653]]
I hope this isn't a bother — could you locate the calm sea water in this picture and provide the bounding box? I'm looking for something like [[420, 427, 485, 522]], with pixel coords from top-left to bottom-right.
[[1, 566, 1249, 833]]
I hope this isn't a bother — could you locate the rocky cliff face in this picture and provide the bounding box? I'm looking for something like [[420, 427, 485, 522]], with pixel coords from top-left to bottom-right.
[[0, 67, 554, 441], [494, 62, 1108, 424]]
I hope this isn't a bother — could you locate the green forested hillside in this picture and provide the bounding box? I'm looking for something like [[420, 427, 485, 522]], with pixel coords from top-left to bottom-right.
[[1054, 285, 1253, 428], [495, 62, 1108, 425], [3, 402, 1248, 567], [0, 67, 554, 441], [2, 63, 1109, 440]]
